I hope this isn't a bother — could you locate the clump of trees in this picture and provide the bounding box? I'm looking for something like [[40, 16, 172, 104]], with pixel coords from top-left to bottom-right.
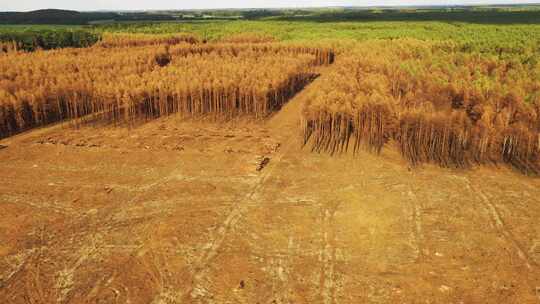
[[0, 30, 101, 52], [0, 42, 333, 138], [302, 39, 540, 175]]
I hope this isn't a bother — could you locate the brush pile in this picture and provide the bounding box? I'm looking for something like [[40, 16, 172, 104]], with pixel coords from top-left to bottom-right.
[[302, 39, 540, 175]]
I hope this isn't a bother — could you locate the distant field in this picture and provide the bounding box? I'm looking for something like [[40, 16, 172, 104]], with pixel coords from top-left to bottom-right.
[[2, 20, 540, 55], [94, 20, 540, 57], [2, 5, 540, 24], [0, 25, 84, 31], [2, 7, 540, 56]]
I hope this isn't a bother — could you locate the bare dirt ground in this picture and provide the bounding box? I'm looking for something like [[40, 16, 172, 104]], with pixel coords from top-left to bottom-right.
[[1, 78, 540, 303]]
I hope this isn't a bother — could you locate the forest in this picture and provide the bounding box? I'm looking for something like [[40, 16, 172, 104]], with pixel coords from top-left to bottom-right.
[[1, 7, 540, 175]]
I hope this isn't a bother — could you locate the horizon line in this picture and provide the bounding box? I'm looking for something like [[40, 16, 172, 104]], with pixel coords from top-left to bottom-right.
[[3, 2, 540, 13]]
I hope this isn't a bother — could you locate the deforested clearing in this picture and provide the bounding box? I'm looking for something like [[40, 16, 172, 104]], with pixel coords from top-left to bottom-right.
[[2, 9, 540, 304]]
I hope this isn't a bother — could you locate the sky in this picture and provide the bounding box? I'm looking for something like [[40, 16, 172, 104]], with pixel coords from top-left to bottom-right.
[[1, 0, 540, 11]]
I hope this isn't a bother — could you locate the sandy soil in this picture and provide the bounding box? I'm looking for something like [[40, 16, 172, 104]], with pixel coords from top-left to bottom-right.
[[1, 78, 540, 303]]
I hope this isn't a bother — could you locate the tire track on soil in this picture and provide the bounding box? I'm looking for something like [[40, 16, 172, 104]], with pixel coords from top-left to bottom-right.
[[405, 185, 425, 262], [181, 78, 321, 302], [0, 249, 36, 289], [265, 236, 295, 304], [185, 137, 296, 302], [380, 165, 425, 263], [49, 161, 186, 303], [319, 202, 341, 304], [383, 168, 424, 263], [55, 234, 103, 303], [461, 177, 537, 270]]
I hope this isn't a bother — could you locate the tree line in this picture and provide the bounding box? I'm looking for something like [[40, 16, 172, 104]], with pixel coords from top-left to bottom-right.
[[0, 29, 101, 52]]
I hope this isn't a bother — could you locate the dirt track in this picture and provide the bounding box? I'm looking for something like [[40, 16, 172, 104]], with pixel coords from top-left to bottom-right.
[[1, 77, 540, 303]]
